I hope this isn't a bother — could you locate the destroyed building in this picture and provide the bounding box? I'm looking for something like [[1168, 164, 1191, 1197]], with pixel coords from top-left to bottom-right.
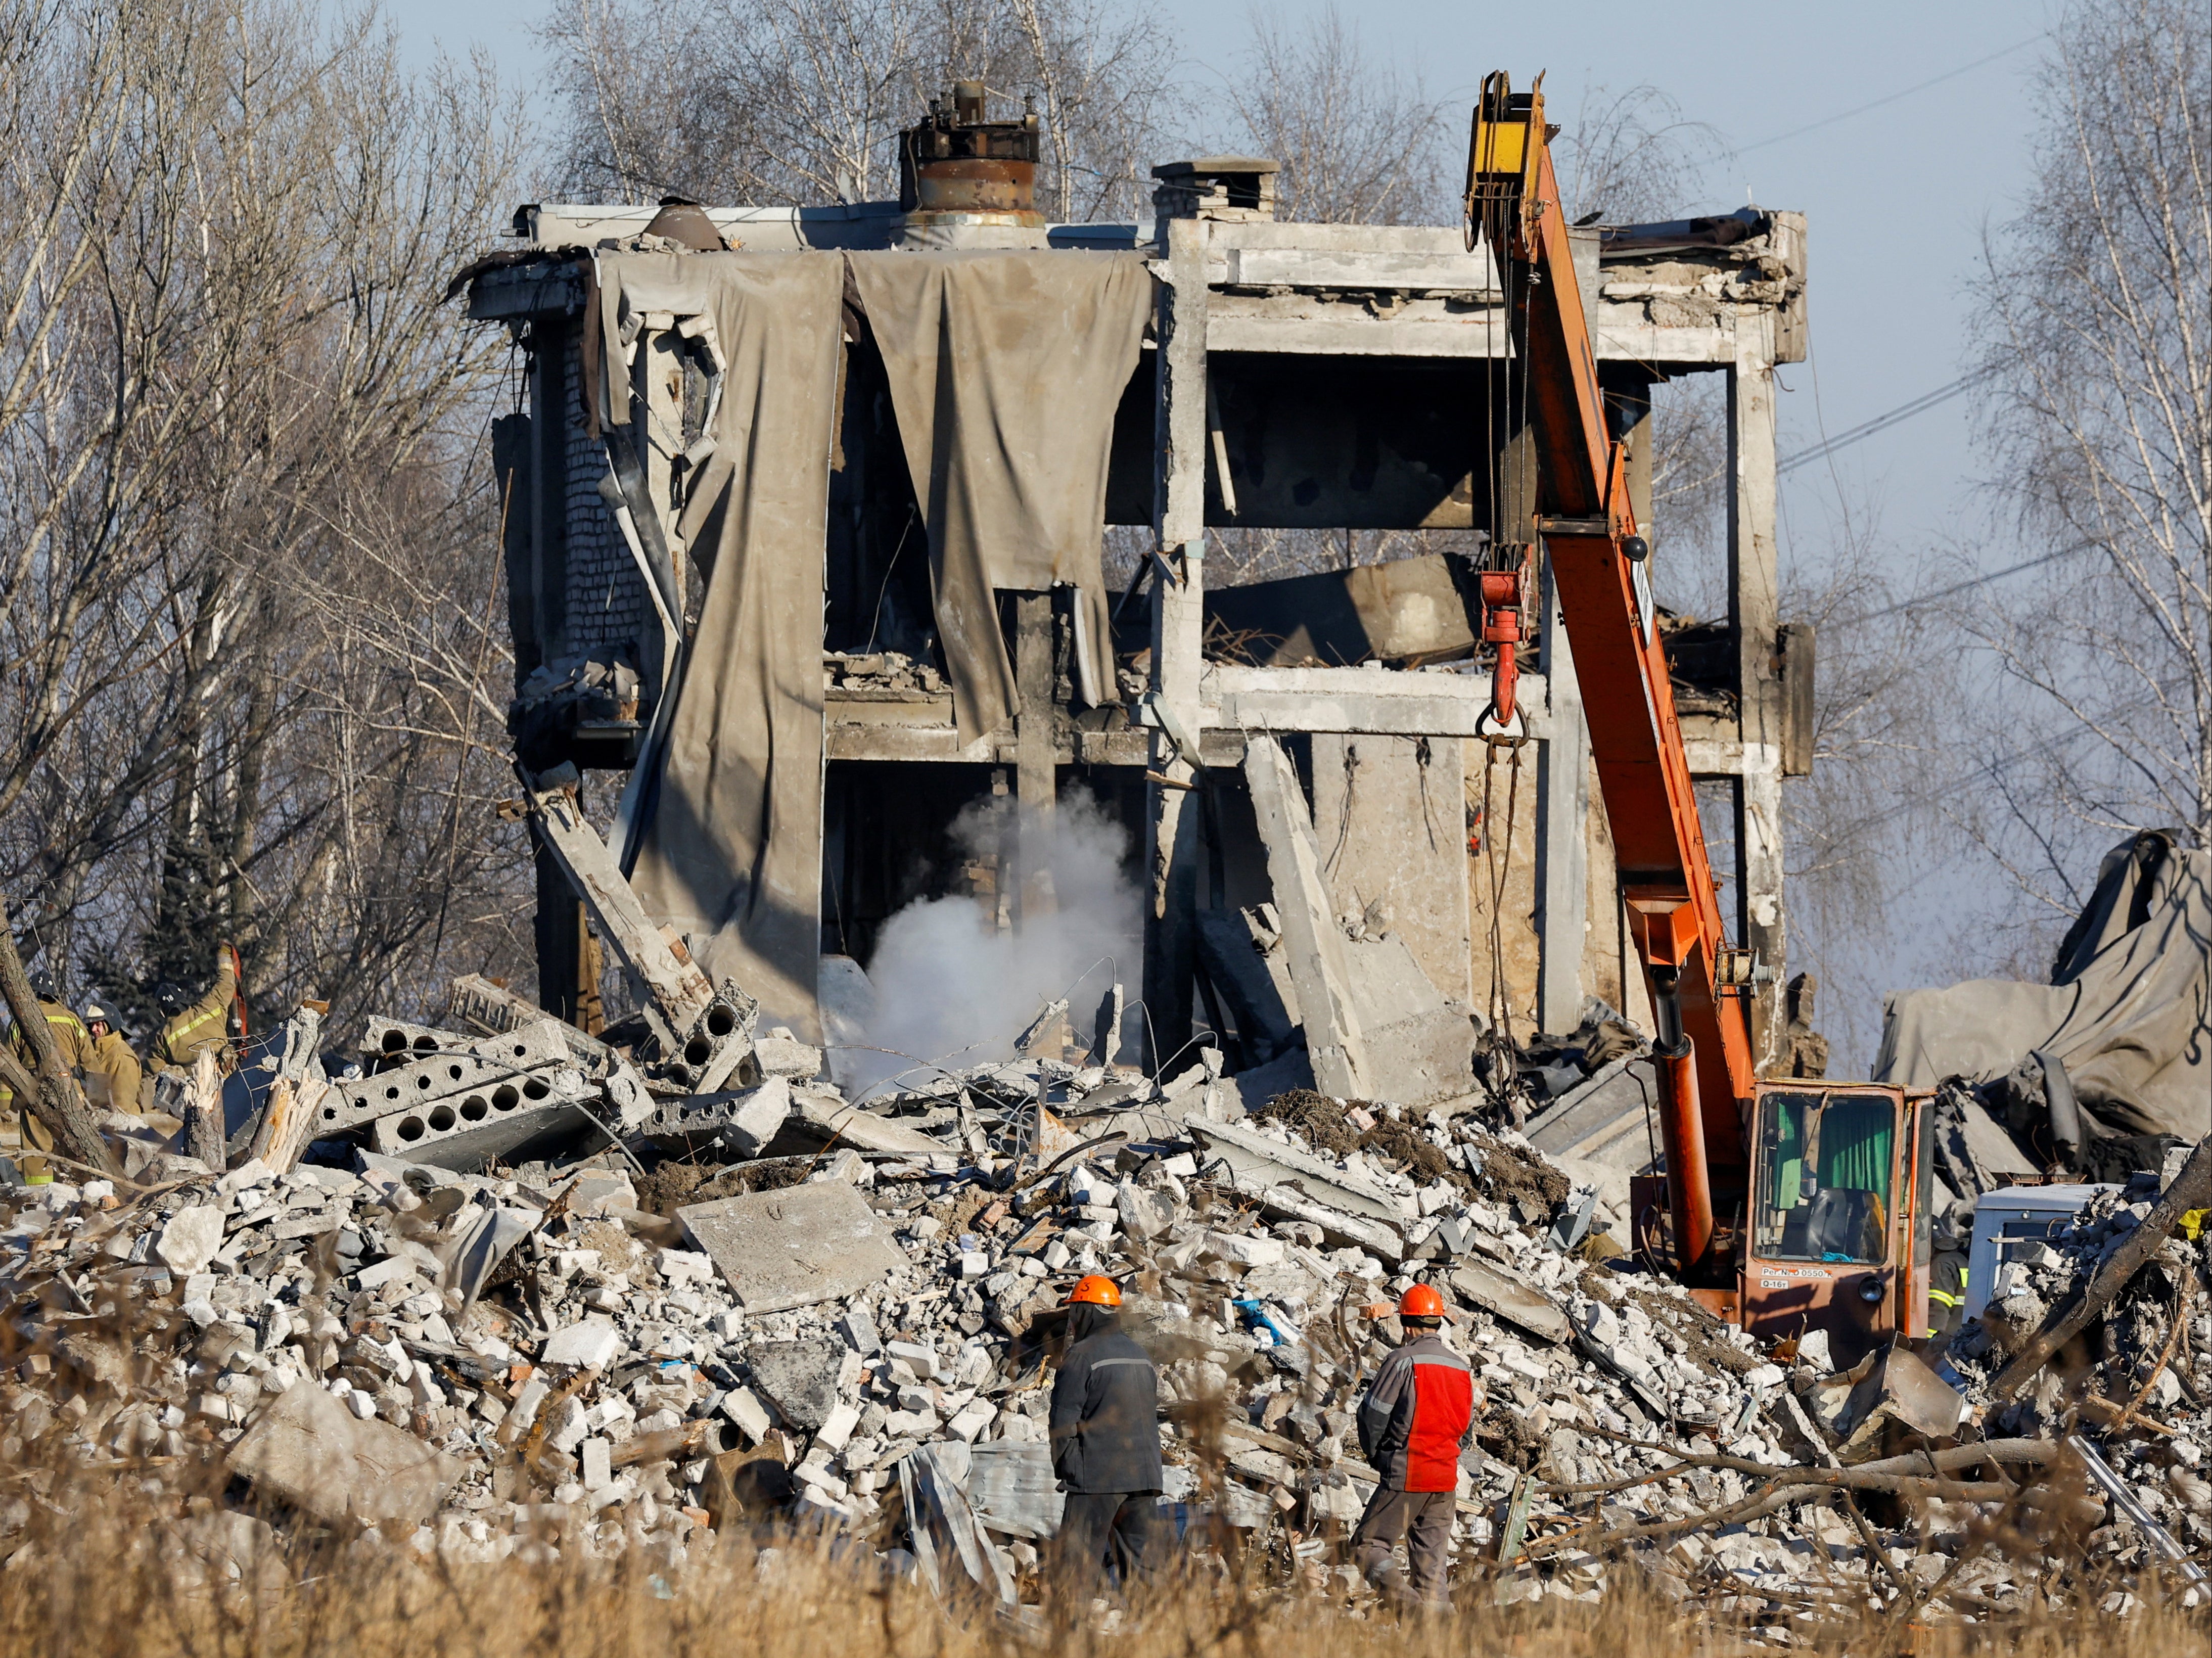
[[460, 86, 1815, 1099], [6, 63, 2212, 1637]]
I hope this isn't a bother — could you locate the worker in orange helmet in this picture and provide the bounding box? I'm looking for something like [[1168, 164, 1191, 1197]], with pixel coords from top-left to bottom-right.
[[1351, 1281, 1478, 1607], [1048, 1274, 1165, 1604]]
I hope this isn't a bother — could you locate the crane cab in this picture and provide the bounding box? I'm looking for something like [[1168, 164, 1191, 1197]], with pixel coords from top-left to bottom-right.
[[1738, 1082, 1934, 1366]]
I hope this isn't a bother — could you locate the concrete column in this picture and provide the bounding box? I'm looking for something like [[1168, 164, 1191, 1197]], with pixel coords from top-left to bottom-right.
[[1013, 590, 1057, 920], [1729, 332, 1787, 1071], [1534, 559, 1590, 1035], [1142, 215, 1209, 1069]]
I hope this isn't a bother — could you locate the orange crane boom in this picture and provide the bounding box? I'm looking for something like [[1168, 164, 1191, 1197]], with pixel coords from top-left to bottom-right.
[[1463, 73, 1758, 1279]]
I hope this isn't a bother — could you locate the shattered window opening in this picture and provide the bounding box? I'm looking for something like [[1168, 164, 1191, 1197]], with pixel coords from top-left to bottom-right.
[[1753, 1090, 1896, 1264]]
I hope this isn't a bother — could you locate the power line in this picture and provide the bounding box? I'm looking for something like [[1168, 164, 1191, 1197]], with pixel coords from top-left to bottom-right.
[[1734, 35, 2046, 155], [1832, 542, 2098, 628], [1777, 369, 1993, 477], [1846, 724, 2097, 836]]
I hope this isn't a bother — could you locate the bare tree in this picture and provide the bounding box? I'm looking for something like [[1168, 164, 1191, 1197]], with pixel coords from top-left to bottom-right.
[[1954, 0, 2209, 922], [1557, 83, 1722, 226], [543, 0, 1174, 221], [0, 0, 537, 1036], [1214, 4, 1449, 225]]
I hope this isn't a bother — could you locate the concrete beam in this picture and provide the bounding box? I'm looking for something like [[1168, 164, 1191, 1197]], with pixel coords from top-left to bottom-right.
[[1242, 735, 1370, 1099], [1729, 330, 1788, 1071], [1013, 591, 1058, 919], [1202, 664, 1552, 741], [1142, 214, 1210, 1067], [526, 771, 716, 1041]]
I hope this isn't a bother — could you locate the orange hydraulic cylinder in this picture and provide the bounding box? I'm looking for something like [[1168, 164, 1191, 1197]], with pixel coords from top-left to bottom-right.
[[1658, 1044, 1714, 1272]]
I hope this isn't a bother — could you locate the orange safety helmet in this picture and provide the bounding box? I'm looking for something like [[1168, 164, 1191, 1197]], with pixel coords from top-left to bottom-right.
[[1067, 1274, 1123, 1308], [1398, 1282, 1447, 1319]]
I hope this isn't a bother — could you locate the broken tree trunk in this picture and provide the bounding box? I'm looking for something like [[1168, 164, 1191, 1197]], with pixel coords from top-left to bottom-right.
[[1990, 1134, 2212, 1402], [1240, 734, 1370, 1098], [184, 1050, 226, 1170], [245, 1006, 331, 1174], [0, 893, 119, 1176]]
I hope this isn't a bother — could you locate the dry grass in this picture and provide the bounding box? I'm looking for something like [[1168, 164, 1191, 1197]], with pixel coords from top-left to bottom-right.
[[0, 1448, 2202, 1658]]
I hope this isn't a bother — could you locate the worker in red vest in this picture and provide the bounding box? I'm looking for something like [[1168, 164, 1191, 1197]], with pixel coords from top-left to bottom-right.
[[1352, 1282, 1477, 1606]]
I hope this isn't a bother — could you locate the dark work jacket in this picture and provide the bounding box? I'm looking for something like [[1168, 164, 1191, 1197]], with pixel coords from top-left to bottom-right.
[[1048, 1314, 1164, 1495], [1927, 1249, 1969, 1340], [1356, 1331, 1474, 1492]]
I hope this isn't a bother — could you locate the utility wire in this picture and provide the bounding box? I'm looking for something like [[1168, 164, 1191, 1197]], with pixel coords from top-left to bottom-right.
[[1831, 542, 2098, 629], [1778, 369, 1994, 477], [1734, 35, 2046, 154]]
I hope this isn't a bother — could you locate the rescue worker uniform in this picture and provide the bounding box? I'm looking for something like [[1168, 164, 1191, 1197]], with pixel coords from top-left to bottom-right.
[[80, 1006, 143, 1119], [1049, 1299, 1165, 1599], [4, 999, 96, 1183], [150, 950, 238, 1074], [1928, 1249, 1969, 1340], [1927, 1201, 1974, 1342], [1353, 1326, 1476, 1605]]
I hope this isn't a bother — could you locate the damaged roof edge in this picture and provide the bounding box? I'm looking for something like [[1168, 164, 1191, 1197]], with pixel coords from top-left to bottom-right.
[[512, 201, 1146, 254]]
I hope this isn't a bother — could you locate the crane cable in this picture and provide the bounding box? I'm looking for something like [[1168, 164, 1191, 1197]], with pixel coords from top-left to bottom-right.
[[1467, 81, 1531, 1111], [1479, 742, 1525, 1060]]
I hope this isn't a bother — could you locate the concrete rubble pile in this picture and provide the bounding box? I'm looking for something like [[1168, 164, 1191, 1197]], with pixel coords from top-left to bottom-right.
[[1, 981, 2206, 1623]]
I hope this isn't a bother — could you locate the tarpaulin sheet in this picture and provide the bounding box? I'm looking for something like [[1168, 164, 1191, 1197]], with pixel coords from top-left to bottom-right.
[[1874, 831, 2211, 1140], [846, 251, 1151, 743], [599, 251, 844, 1038]]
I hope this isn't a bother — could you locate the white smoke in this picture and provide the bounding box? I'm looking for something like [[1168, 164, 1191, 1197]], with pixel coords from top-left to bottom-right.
[[845, 787, 1139, 1097]]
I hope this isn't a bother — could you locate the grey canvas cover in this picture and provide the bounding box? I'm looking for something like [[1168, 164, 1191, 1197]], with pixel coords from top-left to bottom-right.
[[1874, 831, 2211, 1141], [845, 251, 1153, 742], [596, 250, 845, 1038]]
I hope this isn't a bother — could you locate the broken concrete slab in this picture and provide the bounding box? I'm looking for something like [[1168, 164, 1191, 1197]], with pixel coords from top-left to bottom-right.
[[321, 1019, 576, 1136], [359, 1015, 471, 1064], [1312, 732, 1475, 1008], [540, 1317, 625, 1369], [367, 1071, 595, 1171], [1525, 1056, 1656, 1167], [745, 1337, 857, 1430], [1449, 1257, 1570, 1344], [524, 768, 719, 1043], [155, 1206, 224, 1276], [631, 1077, 791, 1155], [785, 1090, 950, 1158], [1242, 734, 1371, 1099], [1184, 1113, 1404, 1259], [446, 973, 616, 1074], [1341, 935, 1478, 1106], [677, 1179, 907, 1314], [227, 1377, 461, 1527], [1204, 551, 1476, 670], [754, 1031, 823, 1080], [966, 1440, 1065, 1539]]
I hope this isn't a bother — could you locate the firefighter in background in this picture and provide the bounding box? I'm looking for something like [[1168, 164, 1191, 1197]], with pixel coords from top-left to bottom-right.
[[4, 969, 96, 1184], [1927, 1201, 1974, 1342], [1047, 1274, 1164, 1603], [79, 1003, 143, 1118], [1352, 1282, 1478, 1607], [149, 945, 239, 1075]]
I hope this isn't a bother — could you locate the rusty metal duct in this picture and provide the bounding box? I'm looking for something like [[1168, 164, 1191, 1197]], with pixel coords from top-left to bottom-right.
[[898, 80, 1043, 231], [642, 196, 724, 252]]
